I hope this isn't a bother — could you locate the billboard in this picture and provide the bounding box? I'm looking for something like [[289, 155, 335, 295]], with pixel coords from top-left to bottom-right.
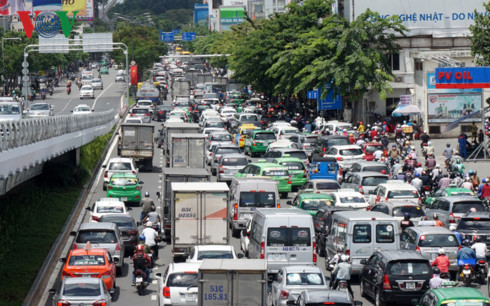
[[0, 0, 33, 15], [220, 7, 244, 24], [27, 0, 93, 19], [427, 93, 481, 123], [194, 3, 208, 25], [435, 67, 490, 89], [352, 0, 487, 37]]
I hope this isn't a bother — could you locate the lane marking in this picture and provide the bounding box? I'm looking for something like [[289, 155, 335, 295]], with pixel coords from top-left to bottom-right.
[[152, 280, 158, 284], [59, 96, 75, 114], [151, 295, 157, 301], [91, 80, 116, 110]]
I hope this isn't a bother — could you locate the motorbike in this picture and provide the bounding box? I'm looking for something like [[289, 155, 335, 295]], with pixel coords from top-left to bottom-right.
[[67, 87, 71, 95], [54, 78, 58, 87], [41, 92, 46, 100], [460, 264, 474, 287], [133, 268, 148, 295], [474, 258, 487, 284], [49, 87, 53, 96]]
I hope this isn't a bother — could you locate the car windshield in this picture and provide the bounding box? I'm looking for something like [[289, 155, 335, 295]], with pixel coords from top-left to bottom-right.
[[197, 105, 212, 110], [167, 273, 198, 287], [110, 177, 138, 186], [457, 219, 490, 231], [68, 255, 106, 266], [138, 102, 152, 107], [263, 169, 288, 176], [240, 115, 258, 122], [302, 137, 317, 144], [132, 109, 149, 114], [287, 151, 307, 160], [339, 196, 366, 203], [387, 190, 418, 198], [326, 138, 349, 147], [316, 182, 340, 190], [76, 230, 117, 243], [0, 104, 20, 114], [362, 176, 388, 186], [197, 251, 234, 260], [452, 202, 485, 213], [365, 145, 384, 153], [282, 129, 297, 134], [240, 192, 276, 207], [363, 166, 389, 173], [31, 104, 49, 110], [339, 148, 363, 156], [96, 205, 124, 213], [216, 148, 241, 155], [222, 157, 248, 166], [108, 162, 132, 171], [418, 234, 459, 247], [301, 200, 330, 210], [285, 273, 324, 286], [75, 107, 90, 112], [101, 217, 133, 228], [206, 121, 224, 128], [267, 227, 311, 247], [63, 283, 100, 297], [212, 134, 233, 141], [387, 261, 431, 276], [392, 206, 426, 217], [81, 86, 92, 90], [255, 133, 276, 140], [449, 191, 475, 197], [280, 162, 305, 171], [242, 129, 254, 136]]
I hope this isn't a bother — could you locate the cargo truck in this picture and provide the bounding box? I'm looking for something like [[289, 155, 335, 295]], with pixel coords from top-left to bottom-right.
[[198, 259, 268, 306], [167, 133, 206, 168], [161, 168, 211, 241], [171, 182, 229, 261], [163, 122, 200, 154], [171, 78, 191, 100], [118, 123, 154, 171]]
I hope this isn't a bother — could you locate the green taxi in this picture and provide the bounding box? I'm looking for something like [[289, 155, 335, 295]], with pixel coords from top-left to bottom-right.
[[106, 173, 142, 204], [244, 130, 276, 157], [100, 66, 109, 74], [424, 187, 476, 206], [288, 193, 334, 216], [272, 157, 307, 190], [233, 124, 257, 148], [415, 287, 489, 306], [235, 161, 291, 198]]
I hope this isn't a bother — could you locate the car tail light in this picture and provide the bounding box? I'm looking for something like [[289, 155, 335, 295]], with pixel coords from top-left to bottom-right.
[[56, 300, 71, 306], [385, 197, 389, 202], [136, 186, 142, 191], [280, 290, 289, 300], [219, 166, 225, 174], [73, 243, 78, 249], [92, 215, 99, 222], [62, 270, 71, 278], [277, 203, 281, 208], [449, 212, 455, 223], [303, 170, 307, 178], [416, 246, 421, 253], [128, 230, 138, 235], [101, 270, 112, 279], [145, 113, 150, 116], [382, 274, 391, 289], [260, 242, 265, 259], [116, 243, 121, 251], [253, 141, 257, 146], [345, 249, 350, 256], [163, 286, 170, 298], [359, 186, 364, 195], [336, 157, 343, 161], [322, 147, 326, 152], [159, 111, 164, 114], [104, 171, 108, 178], [107, 185, 113, 191], [209, 152, 213, 156], [233, 203, 238, 221], [130, 113, 134, 116], [288, 180, 291, 184], [313, 242, 317, 263]]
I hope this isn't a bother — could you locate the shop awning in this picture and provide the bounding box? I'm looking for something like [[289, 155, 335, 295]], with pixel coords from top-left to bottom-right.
[[392, 104, 421, 116]]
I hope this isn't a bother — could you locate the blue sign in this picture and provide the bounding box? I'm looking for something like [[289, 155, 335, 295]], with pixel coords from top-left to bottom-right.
[[435, 67, 490, 89], [182, 32, 196, 41], [307, 90, 318, 100], [318, 85, 342, 110], [172, 29, 181, 35], [160, 32, 174, 42]]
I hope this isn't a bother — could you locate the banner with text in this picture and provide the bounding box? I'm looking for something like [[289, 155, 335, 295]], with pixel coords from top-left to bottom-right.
[[427, 93, 481, 123]]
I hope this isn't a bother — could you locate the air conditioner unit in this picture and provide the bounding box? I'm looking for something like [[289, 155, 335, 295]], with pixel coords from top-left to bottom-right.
[[394, 76, 403, 82]]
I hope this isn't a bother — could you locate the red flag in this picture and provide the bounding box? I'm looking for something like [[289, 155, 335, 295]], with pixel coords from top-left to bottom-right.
[[130, 65, 138, 85]]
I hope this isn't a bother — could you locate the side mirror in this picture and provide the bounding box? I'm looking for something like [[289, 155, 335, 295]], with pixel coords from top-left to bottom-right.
[[102, 164, 106, 168], [156, 272, 162, 277], [137, 221, 142, 227], [237, 253, 245, 259], [238, 169, 243, 173], [69, 231, 76, 236], [109, 288, 115, 295], [85, 207, 91, 211], [139, 181, 144, 184], [156, 191, 161, 199], [368, 190, 374, 195], [360, 259, 367, 265], [286, 301, 298, 306], [48, 288, 56, 294], [287, 201, 292, 205], [113, 257, 120, 263], [59, 258, 66, 263]]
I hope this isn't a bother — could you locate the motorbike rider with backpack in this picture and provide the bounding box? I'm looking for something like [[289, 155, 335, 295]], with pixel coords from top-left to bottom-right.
[[431, 248, 450, 277], [331, 255, 354, 298], [132, 244, 151, 286], [457, 239, 477, 281]]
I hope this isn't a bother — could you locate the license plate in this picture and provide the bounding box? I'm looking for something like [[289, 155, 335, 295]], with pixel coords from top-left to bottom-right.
[[186, 294, 196, 302], [136, 277, 143, 282], [121, 197, 128, 201], [463, 270, 471, 275], [405, 282, 416, 290]]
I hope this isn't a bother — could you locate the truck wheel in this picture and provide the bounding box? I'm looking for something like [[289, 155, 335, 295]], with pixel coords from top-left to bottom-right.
[[232, 229, 239, 238]]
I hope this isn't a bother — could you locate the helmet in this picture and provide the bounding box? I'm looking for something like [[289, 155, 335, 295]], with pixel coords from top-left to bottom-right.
[[447, 144, 450, 147], [360, 121, 363, 125], [470, 207, 477, 213], [449, 224, 457, 231], [341, 254, 349, 262], [428, 141, 432, 146], [349, 134, 353, 137], [383, 121, 386, 125], [136, 244, 144, 252], [474, 236, 481, 242], [415, 173, 420, 177], [367, 124, 371, 128], [411, 145, 415, 149], [404, 212, 411, 220], [144, 192, 150, 197], [469, 170, 474, 174], [139, 235, 146, 242], [433, 268, 441, 275], [483, 178, 487, 183], [392, 144, 396, 148], [146, 221, 153, 227], [438, 248, 445, 255], [435, 164, 440, 168], [433, 214, 439, 220], [456, 159, 461, 164], [462, 239, 471, 246]]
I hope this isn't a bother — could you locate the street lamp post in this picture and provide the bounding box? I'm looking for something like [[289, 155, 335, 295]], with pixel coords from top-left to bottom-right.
[[2, 37, 21, 96]]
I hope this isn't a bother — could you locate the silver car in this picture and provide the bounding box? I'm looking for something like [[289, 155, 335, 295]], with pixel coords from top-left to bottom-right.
[[210, 145, 242, 176], [91, 78, 104, 90], [49, 277, 113, 306], [157, 262, 200, 305], [271, 265, 329, 306], [130, 107, 151, 123], [217, 154, 249, 182], [341, 171, 389, 196], [28, 102, 54, 118]]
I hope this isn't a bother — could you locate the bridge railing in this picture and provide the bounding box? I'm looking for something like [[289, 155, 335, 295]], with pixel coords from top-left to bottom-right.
[[0, 110, 116, 152]]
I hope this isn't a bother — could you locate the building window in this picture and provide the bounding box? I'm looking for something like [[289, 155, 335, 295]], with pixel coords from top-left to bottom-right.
[[388, 53, 400, 71], [386, 97, 400, 114], [415, 61, 423, 71]]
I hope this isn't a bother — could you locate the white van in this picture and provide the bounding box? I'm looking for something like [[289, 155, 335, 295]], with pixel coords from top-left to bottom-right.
[[248, 208, 316, 273], [229, 177, 279, 237], [324, 211, 400, 275]]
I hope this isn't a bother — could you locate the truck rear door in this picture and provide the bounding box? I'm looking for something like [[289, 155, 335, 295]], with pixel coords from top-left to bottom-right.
[[201, 191, 228, 245], [189, 137, 205, 168], [174, 192, 200, 245]]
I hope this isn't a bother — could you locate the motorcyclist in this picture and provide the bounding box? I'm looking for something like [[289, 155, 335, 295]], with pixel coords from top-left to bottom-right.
[[389, 144, 400, 160], [400, 212, 414, 230], [143, 205, 162, 233], [431, 248, 450, 275], [425, 141, 435, 156], [411, 173, 423, 192], [142, 221, 160, 260], [452, 159, 465, 174], [460, 176, 474, 191], [433, 214, 445, 227], [443, 143, 454, 169], [471, 236, 488, 269], [425, 154, 436, 172], [414, 163, 424, 177], [438, 173, 451, 190], [480, 178, 490, 199], [430, 268, 444, 289], [457, 239, 477, 280], [331, 255, 354, 298], [132, 244, 151, 286], [136, 235, 152, 255], [469, 170, 480, 190], [328, 248, 343, 287], [140, 192, 154, 222], [391, 159, 402, 176]]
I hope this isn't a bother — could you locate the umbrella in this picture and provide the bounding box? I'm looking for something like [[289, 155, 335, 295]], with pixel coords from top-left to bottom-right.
[[392, 104, 421, 116]]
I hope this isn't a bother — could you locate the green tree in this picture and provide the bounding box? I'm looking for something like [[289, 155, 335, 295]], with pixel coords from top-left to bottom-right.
[[469, 1, 490, 66]]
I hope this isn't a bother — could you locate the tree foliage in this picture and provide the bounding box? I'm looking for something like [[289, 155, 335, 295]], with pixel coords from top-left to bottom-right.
[[469, 1, 490, 66]]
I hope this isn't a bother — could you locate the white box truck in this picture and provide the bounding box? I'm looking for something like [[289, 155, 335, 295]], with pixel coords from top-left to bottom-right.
[[168, 133, 206, 168], [171, 182, 229, 261], [198, 259, 268, 306], [164, 122, 200, 154]]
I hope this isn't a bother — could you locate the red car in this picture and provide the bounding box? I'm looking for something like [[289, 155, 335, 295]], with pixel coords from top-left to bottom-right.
[[362, 143, 386, 161]]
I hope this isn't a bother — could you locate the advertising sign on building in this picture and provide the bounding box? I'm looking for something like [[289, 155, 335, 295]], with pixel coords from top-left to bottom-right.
[[194, 4, 208, 25], [435, 67, 490, 89], [399, 95, 412, 105], [351, 0, 487, 37]]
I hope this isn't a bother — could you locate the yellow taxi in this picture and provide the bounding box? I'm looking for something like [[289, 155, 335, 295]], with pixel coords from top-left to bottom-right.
[[182, 51, 191, 55], [233, 124, 257, 148]]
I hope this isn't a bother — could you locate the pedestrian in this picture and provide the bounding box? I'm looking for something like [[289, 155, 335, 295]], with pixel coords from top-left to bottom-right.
[[458, 133, 467, 159], [471, 122, 478, 143]]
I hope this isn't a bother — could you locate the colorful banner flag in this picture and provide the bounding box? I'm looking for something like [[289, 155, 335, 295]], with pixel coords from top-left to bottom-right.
[[130, 65, 138, 85]]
